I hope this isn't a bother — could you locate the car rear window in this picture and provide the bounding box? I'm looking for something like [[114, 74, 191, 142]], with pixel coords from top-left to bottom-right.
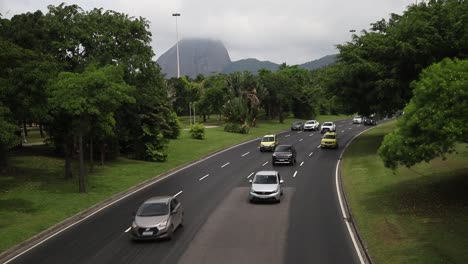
[[324, 134, 336, 139], [262, 136, 275, 142], [323, 122, 332, 126]]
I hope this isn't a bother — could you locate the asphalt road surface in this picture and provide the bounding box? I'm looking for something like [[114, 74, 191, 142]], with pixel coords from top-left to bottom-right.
[[6, 119, 374, 264]]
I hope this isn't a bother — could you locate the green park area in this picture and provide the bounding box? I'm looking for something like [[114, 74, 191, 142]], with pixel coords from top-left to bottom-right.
[[342, 121, 468, 263]]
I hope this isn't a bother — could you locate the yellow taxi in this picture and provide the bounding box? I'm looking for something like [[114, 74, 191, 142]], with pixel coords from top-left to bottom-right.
[[260, 134, 278, 152], [321, 132, 338, 149]]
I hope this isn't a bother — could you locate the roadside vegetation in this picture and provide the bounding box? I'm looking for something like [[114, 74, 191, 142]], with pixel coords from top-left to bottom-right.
[[342, 121, 468, 263], [0, 114, 348, 253]]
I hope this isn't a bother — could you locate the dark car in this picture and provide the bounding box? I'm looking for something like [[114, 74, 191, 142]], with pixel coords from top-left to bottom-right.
[[363, 117, 377, 126], [290, 121, 304, 131], [272, 145, 296, 165]]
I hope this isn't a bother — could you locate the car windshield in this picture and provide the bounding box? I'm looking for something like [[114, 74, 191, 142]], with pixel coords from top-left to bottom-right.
[[293, 122, 302, 125], [354, 116, 361, 119], [137, 202, 169, 216], [324, 134, 336, 139], [275, 145, 291, 152], [253, 175, 278, 184], [306, 121, 315, 124], [323, 122, 332, 126], [262, 136, 275, 142]]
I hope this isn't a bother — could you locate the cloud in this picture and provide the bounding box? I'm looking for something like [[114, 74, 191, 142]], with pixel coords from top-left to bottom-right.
[[1, 0, 413, 64]]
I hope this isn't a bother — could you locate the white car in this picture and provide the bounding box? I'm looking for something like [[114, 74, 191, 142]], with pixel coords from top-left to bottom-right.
[[353, 116, 363, 124], [320, 122, 336, 133], [303, 120, 320, 131], [249, 171, 283, 203]]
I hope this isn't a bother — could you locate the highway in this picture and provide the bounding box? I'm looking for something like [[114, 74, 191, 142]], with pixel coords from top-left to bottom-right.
[[7, 119, 370, 264]]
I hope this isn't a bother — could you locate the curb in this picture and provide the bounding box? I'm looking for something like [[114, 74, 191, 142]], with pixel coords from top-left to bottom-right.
[[336, 125, 383, 264]]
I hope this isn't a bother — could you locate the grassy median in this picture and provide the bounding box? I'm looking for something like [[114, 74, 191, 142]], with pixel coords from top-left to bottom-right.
[[0, 115, 348, 253], [342, 121, 468, 263]]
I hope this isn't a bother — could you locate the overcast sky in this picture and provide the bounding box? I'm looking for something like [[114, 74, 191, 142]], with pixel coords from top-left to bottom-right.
[[1, 0, 415, 64]]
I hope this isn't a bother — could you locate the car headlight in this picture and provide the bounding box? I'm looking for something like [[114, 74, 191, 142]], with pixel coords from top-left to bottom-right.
[[156, 220, 168, 229], [286, 154, 292, 157]]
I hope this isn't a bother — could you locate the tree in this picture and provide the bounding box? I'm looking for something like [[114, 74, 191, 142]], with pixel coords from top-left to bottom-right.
[[378, 58, 468, 169], [332, 0, 468, 116], [225, 72, 261, 126], [47, 65, 134, 192], [0, 105, 19, 166]]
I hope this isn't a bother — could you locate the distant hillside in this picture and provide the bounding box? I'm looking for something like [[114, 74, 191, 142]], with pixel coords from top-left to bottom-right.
[[222, 58, 279, 74], [298, 54, 337, 71], [156, 38, 337, 78], [157, 38, 231, 78]]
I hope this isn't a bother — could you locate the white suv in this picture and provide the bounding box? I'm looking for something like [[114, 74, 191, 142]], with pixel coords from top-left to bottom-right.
[[303, 120, 320, 131], [353, 116, 363, 124], [320, 122, 336, 133]]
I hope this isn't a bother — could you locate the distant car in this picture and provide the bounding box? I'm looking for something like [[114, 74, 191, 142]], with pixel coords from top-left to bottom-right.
[[320, 122, 336, 133], [291, 121, 304, 131], [130, 196, 184, 240], [321, 132, 338, 148], [272, 145, 296, 165], [363, 117, 377, 126], [260, 134, 278, 152], [249, 170, 284, 203], [353, 116, 363, 124], [303, 120, 320, 131]]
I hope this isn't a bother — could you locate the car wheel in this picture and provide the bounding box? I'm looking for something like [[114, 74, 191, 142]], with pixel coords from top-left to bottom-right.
[[179, 214, 184, 227]]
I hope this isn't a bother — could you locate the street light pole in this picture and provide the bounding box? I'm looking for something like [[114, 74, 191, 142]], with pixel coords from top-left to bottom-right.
[[172, 13, 181, 78]]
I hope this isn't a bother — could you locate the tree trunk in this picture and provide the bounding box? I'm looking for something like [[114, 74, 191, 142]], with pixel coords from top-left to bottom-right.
[[203, 114, 207, 123], [64, 143, 73, 179], [89, 137, 94, 172], [39, 123, 44, 138], [279, 104, 284, 124], [23, 120, 28, 137], [78, 130, 86, 193], [100, 143, 105, 166]]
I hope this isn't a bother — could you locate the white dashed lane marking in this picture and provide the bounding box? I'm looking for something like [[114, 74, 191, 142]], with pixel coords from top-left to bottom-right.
[[247, 172, 255, 178], [299, 139, 303, 142], [221, 162, 230, 168], [262, 161, 269, 166], [285, 135, 291, 137], [309, 152, 314, 157], [199, 174, 210, 181], [300, 162, 304, 166], [241, 152, 250, 157], [293, 171, 298, 177], [124, 227, 131, 233], [309, 134, 314, 137], [317, 145, 321, 149], [174, 190, 183, 197]]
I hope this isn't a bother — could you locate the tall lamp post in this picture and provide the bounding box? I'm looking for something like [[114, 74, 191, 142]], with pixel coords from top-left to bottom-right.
[[172, 13, 181, 78]]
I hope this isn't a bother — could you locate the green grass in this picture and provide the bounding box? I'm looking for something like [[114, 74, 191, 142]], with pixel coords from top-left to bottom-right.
[[342, 121, 468, 263], [0, 115, 349, 253]]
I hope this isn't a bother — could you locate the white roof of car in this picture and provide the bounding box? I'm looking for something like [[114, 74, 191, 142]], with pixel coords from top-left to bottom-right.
[[255, 170, 278, 176]]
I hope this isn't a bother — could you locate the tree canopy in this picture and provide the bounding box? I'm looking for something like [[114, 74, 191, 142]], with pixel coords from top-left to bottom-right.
[[378, 58, 468, 169]]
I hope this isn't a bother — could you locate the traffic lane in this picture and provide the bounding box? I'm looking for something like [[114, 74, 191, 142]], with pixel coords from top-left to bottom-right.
[[285, 123, 363, 263], [11, 134, 283, 264], [177, 187, 294, 264]]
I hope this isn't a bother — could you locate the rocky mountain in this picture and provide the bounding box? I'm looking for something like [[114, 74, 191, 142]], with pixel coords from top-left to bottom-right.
[[222, 58, 279, 74], [156, 38, 337, 78], [298, 54, 337, 71], [157, 38, 231, 78]]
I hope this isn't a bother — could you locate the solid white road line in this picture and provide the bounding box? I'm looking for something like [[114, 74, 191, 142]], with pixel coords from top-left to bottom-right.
[[336, 160, 365, 264], [247, 172, 255, 178], [293, 171, 298, 177], [285, 134, 291, 137], [299, 139, 303, 142], [199, 174, 210, 181], [241, 152, 250, 157], [309, 152, 313, 157], [300, 162, 304, 166], [221, 162, 230, 168], [124, 227, 131, 233], [174, 191, 183, 197], [262, 161, 269, 166]]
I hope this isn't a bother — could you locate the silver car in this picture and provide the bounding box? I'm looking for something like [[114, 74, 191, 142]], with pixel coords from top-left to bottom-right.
[[130, 196, 184, 240], [249, 171, 284, 203]]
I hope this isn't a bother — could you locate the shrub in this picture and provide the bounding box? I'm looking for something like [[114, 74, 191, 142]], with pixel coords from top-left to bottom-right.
[[224, 122, 250, 134], [190, 124, 205, 140]]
